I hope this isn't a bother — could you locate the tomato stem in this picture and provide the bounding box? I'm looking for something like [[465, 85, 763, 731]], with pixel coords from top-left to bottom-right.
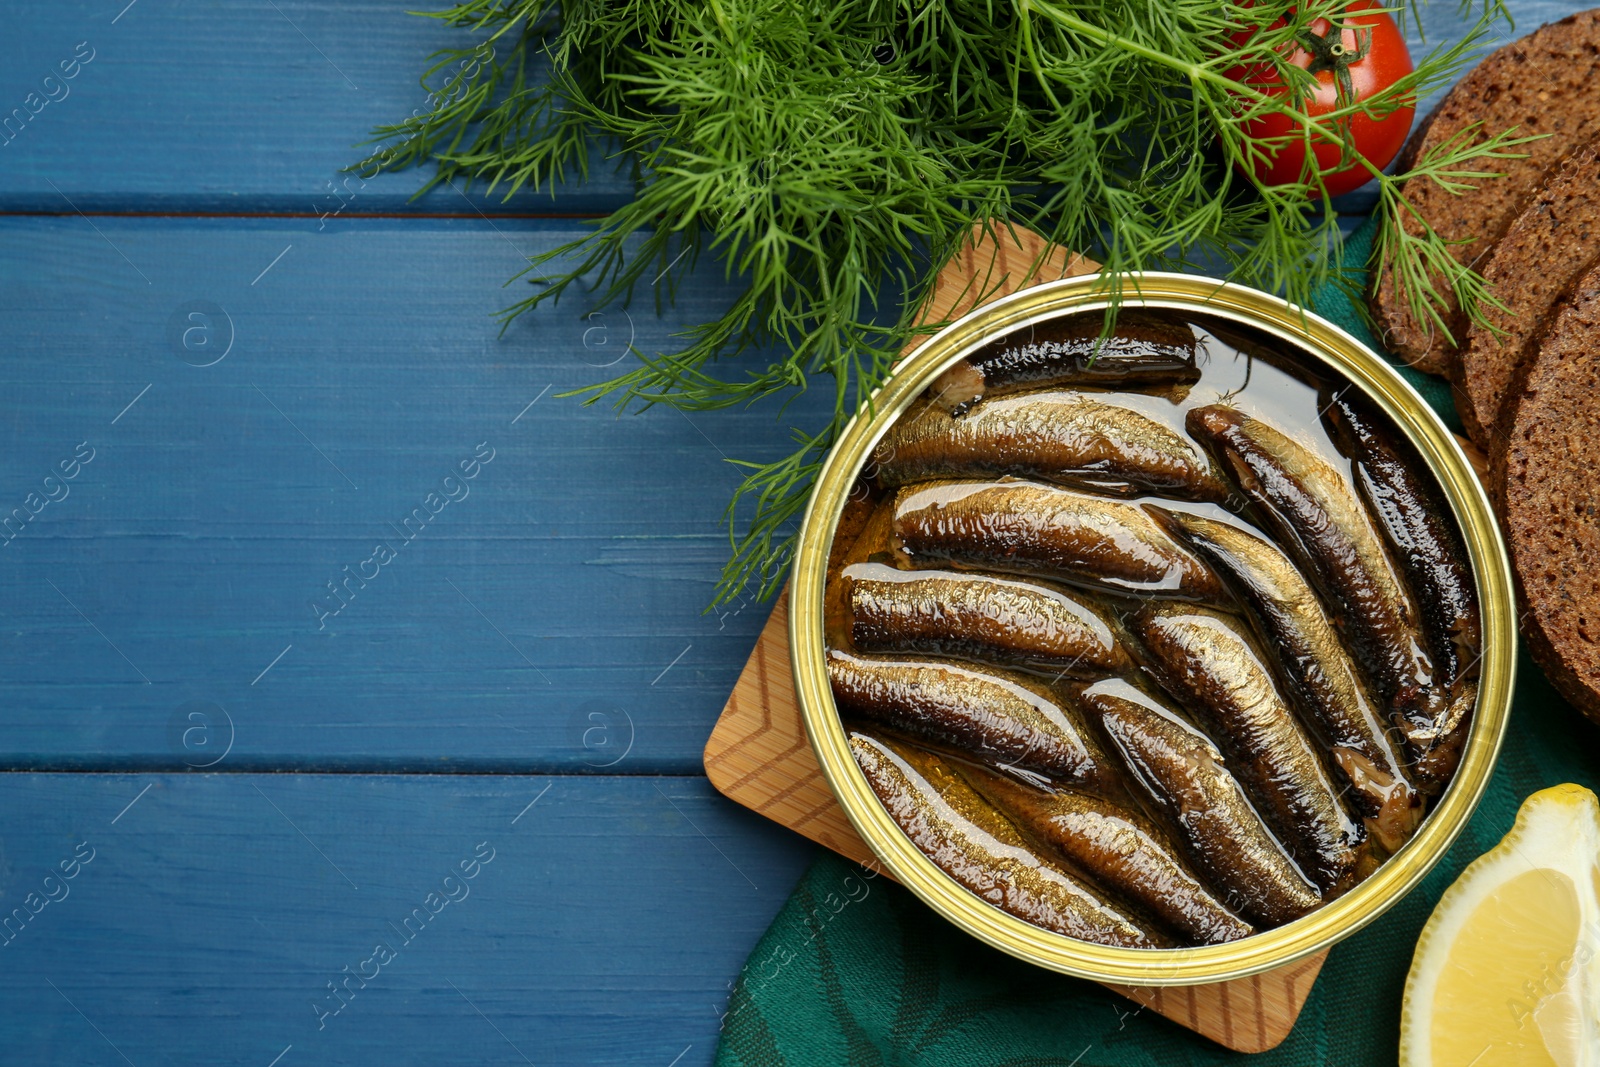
[[1297, 19, 1372, 109]]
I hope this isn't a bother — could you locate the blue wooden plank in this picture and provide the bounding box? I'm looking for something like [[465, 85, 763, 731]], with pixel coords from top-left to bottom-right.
[[0, 772, 817, 1066], [0, 1, 632, 213], [0, 214, 838, 770]]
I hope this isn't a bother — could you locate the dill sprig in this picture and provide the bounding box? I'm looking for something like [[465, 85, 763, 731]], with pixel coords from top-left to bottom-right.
[[359, 0, 1519, 607]]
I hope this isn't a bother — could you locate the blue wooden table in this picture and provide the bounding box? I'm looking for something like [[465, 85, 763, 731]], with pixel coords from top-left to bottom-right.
[[0, 2, 1571, 1062]]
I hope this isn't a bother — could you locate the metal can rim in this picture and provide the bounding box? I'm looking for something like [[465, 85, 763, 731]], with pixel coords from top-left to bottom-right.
[[789, 271, 1516, 986]]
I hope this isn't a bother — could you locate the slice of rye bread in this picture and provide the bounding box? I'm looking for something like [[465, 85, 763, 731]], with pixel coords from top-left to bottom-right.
[[1492, 259, 1600, 723], [1454, 141, 1600, 444], [1370, 9, 1600, 377]]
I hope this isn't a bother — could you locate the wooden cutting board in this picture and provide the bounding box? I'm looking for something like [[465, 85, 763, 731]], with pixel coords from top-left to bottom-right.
[[702, 222, 1328, 1054]]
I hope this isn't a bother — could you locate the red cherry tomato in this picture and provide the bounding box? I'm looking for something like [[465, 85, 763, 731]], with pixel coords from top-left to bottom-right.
[[1226, 1, 1415, 198]]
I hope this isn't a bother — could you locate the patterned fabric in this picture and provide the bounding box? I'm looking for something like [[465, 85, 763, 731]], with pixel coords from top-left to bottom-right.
[[716, 217, 1591, 1064]]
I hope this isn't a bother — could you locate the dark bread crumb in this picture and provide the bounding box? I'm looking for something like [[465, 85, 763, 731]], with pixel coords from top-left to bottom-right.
[[1455, 141, 1600, 444], [1371, 10, 1600, 377], [1492, 258, 1600, 721]]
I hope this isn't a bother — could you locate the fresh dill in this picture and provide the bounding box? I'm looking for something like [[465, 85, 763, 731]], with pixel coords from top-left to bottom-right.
[[358, 0, 1521, 608]]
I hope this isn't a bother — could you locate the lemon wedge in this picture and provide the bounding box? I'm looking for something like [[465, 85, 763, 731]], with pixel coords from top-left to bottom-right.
[[1401, 784, 1600, 1067]]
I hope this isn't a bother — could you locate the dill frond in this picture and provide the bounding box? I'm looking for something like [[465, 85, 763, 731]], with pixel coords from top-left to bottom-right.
[[359, 0, 1517, 607]]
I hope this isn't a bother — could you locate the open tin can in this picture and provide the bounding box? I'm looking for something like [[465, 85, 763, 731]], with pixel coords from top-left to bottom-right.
[[789, 272, 1516, 985]]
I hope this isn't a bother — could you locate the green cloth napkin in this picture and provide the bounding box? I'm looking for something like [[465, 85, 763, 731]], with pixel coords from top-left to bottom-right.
[[715, 216, 1600, 1065]]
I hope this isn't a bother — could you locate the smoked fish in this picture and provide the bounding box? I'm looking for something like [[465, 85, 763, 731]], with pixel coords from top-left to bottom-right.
[[1157, 509, 1421, 853], [930, 310, 1201, 415], [828, 650, 1121, 793], [873, 390, 1229, 501], [892, 480, 1222, 599], [841, 562, 1131, 677], [1319, 386, 1480, 695], [1320, 387, 1480, 786], [962, 765, 1254, 945], [1085, 679, 1322, 927], [1130, 603, 1363, 892], [850, 732, 1164, 947], [1186, 406, 1444, 739]]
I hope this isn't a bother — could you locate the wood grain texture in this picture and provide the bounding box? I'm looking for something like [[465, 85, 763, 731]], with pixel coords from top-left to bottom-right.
[[0, 215, 836, 771], [704, 223, 1333, 1053], [1103, 955, 1327, 1055], [907, 221, 1098, 329], [0, 772, 814, 1066]]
